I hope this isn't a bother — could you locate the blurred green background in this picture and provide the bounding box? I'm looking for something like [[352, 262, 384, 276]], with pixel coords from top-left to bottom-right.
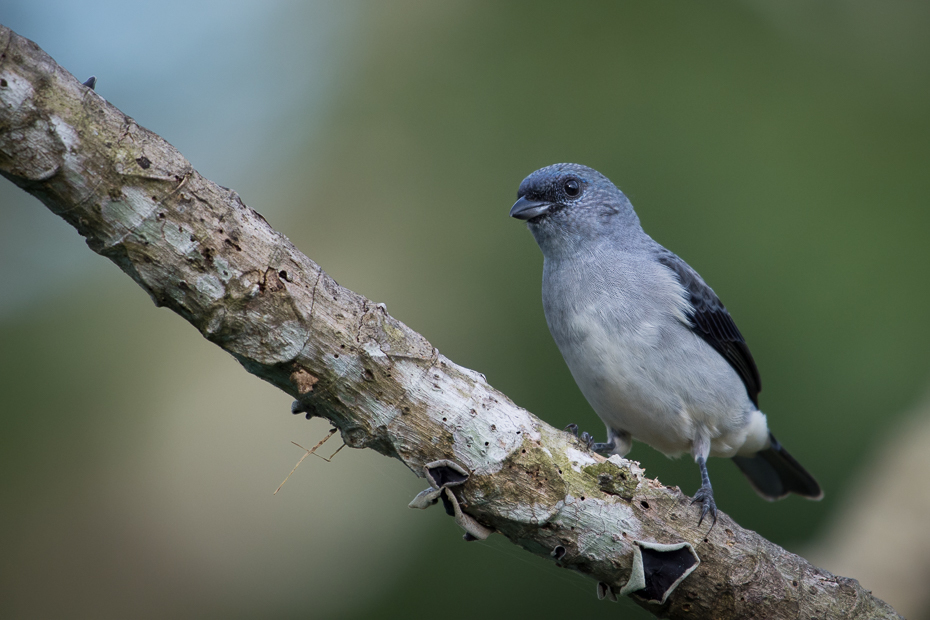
[[2, 1, 929, 618]]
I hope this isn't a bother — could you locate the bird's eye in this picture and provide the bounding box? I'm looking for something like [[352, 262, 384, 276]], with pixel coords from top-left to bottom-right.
[[563, 179, 581, 197]]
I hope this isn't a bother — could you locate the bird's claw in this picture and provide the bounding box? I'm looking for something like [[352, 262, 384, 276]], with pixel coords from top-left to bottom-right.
[[564, 424, 599, 451], [564, 424, 617, 455], [691, 486, 718, 528]]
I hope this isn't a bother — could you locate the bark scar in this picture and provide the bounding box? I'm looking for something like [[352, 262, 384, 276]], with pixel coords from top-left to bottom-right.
[[290, 366, 319, 394]]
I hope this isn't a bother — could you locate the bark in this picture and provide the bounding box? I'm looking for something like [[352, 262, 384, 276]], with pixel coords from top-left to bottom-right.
[[0, 24, 902, 619]]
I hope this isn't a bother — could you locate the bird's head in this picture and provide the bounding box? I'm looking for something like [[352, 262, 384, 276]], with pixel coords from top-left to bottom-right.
[[510, 163, 641, 258]]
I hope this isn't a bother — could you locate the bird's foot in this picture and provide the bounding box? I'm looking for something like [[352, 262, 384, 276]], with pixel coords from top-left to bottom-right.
[[691, 485, 718, 528], [564, 424, 615, 456]]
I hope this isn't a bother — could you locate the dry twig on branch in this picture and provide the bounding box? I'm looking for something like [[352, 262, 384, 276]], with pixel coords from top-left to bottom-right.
[[0, 24, 901, 619]]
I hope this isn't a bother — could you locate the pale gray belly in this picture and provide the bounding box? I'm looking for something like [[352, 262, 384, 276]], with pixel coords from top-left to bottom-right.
[[548, 301, 756, 457]]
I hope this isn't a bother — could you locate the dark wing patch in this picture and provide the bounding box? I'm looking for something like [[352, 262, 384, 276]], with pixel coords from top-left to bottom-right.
[[655, 250, 761, 407]]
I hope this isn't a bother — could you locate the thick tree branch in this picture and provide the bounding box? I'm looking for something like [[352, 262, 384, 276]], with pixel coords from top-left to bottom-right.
[[0, 25, 901, 619]]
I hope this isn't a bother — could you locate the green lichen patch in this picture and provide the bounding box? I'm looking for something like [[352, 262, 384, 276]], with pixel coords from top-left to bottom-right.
[[583, 461, 640, 500], [466, 435, 568, 517]]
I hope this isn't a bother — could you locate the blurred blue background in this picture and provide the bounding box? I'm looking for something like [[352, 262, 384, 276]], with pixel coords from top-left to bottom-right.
[[2, 2, 929, 618]]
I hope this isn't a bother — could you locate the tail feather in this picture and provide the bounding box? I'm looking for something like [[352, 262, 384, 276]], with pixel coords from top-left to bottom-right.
[[732, 433, 823, 501]]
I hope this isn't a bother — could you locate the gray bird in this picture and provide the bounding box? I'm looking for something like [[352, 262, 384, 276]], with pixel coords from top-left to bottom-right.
[[510, 163, 822, 525]]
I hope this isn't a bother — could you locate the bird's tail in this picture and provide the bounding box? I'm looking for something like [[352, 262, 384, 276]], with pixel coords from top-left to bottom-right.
[[731, 432, 823, 501]]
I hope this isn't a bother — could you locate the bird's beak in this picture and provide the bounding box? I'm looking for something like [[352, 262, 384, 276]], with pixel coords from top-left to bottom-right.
[[509, 196, 552, 220]]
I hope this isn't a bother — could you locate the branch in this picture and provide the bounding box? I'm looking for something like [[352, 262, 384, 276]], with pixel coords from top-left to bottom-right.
[[0, 24, 901, 619]]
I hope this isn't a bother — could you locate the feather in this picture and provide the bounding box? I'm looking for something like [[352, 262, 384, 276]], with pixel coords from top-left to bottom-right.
[[655, 250, 761, 407]]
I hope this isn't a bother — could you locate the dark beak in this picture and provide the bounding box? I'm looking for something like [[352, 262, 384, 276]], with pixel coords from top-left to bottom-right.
[[509, 196, 552, 220]]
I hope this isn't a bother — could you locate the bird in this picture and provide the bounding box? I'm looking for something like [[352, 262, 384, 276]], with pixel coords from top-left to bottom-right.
[[509, 163, 822, 525]]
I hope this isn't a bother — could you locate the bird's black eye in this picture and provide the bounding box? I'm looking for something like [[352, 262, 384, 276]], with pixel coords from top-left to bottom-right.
[[563, 178, 581, 197]]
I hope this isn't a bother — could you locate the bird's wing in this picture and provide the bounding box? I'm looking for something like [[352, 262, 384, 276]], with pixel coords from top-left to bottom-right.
[[655, 249, 761, 407]]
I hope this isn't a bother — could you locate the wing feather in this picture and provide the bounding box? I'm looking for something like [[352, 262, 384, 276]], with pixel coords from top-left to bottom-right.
[[655, 250, 761, 407]]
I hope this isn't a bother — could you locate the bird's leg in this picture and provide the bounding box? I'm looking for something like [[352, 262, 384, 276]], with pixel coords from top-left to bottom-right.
[[691, 456, 718, 527], [564, 423, 616, 456]]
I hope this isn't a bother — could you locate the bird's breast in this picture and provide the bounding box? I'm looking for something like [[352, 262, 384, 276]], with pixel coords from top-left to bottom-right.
[[540, 254, 754, 456]]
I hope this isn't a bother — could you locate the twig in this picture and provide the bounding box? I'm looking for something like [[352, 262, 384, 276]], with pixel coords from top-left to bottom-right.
[[273, 428, 337, 495], [311, 441, 346, 463]]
